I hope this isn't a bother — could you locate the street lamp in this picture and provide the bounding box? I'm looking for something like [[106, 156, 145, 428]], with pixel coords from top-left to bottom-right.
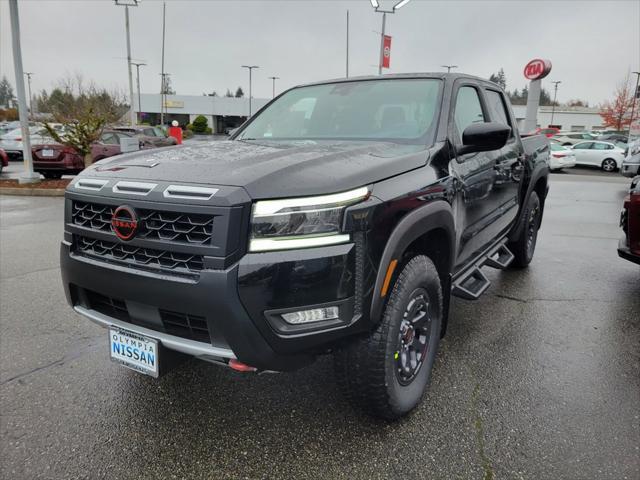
[[370, 0, 412, 75], [241, 65, 259, 116], [24, 71, 34, 117], [268, 76, 279, 98], [550, 80, 561, 126], [115, 0, 139, 125], [441, 65, 457, 73], [131, 62, 146, 124]]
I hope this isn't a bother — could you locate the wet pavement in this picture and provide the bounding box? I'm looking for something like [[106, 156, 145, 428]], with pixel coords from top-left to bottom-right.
[[1, 172, 638, 479]]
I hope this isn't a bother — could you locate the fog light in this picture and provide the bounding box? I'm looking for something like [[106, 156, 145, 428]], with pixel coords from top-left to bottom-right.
[[281, 306, 339, 324]]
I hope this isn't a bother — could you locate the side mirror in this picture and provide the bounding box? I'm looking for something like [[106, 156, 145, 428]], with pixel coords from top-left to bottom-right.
[[457, 122, 511, 156]]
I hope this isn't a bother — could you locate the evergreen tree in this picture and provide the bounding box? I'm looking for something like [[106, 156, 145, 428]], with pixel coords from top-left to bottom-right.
[[0, 76, 15, 107], [235, 87, 244, 98]]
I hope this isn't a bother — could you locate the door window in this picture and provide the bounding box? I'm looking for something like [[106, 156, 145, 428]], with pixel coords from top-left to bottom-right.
[[453, 86, 486, 143], [573, 142, 593, 150], [592, 142, 611, 150], [100, 133, 119, 145], [485, 90, 512, 135]]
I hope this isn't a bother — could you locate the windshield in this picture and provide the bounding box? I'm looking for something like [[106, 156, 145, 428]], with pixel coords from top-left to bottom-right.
[[236, 79, 442, 144]]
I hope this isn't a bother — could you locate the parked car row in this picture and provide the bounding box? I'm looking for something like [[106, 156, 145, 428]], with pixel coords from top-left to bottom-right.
[[547, 139, 626, 172], [32, 130, 142, 179], [0, 123, 178, 178]]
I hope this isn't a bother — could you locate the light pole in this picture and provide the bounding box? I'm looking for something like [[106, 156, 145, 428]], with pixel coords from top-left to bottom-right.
[[9, 0, 39, 184], [629, 71, 640, 132], [550, 80, 561, 126], [131, 62, 146, 124], [370, 0, 412, 75], [268, 76, 279, 98], [160, 1, 166, 125], [241, 65, 259, 116], [115, 0, 139, 125], [24, 71, 34, 117], [441, 65, 457, 73], [159, 72, 171, 124]]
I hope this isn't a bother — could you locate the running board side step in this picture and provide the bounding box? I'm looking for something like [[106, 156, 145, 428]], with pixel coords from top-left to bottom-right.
[[452, 241, 514, 300], [485, 243, 515, 270]]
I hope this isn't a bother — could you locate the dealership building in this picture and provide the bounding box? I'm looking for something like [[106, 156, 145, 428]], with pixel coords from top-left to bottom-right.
[[136, 93, 609, 134], [135, 94, 270, 133]]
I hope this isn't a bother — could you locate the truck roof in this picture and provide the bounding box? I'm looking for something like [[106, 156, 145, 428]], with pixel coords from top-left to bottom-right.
[[298, 72, 497, 89]]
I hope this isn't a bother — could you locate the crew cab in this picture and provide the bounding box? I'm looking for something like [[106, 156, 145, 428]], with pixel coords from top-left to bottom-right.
[[60, 73, 549, 419]]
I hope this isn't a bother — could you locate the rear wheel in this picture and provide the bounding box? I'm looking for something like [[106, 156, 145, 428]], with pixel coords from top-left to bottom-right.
[[334, 255, 442, 420], [508, 191, 541, 268], [601, 158, 617, 172]]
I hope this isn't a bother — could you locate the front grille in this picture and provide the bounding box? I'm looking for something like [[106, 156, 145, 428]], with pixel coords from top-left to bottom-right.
[[83, 289, 211, 343], [74, 235, 204, 276], [72, 201, 215, 246], [159, 309, 210, 343], [85, 290, 130, 322]]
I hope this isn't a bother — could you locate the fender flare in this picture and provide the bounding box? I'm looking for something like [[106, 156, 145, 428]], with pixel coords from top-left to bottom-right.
[[369, 200, 456, 323]]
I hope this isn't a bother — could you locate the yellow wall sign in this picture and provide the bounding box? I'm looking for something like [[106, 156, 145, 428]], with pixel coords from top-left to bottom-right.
[[163, 100, 184, 108]]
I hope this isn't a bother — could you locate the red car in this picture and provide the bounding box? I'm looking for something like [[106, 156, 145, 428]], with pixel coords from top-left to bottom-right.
[[534, 127, 560, 138], [0, 148, 8, 174], [618, 176, 640, 265], [32, 130, 138, 179]]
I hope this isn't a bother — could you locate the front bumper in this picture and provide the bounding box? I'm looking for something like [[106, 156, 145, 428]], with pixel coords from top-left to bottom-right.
[[61, 237, 366, 372]]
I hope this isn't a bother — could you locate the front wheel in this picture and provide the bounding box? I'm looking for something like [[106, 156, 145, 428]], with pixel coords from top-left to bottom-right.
[[334, 255, 442, 420], [601, 158, 617, 172]]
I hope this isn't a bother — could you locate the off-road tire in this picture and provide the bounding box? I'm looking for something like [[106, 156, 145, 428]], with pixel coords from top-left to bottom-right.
[[508, 191, 541, 268], [334, 255, 443, 420]]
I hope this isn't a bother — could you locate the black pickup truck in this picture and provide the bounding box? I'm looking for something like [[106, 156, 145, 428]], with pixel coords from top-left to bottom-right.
[[61, 73, 549, 419]]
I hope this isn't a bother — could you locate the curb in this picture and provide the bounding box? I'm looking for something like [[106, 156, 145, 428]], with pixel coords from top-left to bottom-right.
[[0, 188, 66, 197]]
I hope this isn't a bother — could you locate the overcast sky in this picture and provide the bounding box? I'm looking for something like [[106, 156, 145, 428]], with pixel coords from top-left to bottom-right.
[[1, 0, 639, 104]]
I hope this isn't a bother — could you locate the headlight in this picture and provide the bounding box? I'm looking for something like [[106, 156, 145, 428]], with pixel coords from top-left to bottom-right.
[[249, 186, 369, 252]]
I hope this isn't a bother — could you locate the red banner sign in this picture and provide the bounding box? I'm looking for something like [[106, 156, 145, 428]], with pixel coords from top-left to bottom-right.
[[382, 35, 392, 69]]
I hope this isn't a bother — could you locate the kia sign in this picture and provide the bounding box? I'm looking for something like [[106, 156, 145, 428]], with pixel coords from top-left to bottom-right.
[[382, 35, 392, 69], [523, 59, 552, 80]]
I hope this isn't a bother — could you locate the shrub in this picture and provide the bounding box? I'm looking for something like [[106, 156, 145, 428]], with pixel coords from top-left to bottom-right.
[[186, 123, 193, 131], [192, 115, 208, 134], [182, 129, 194, 139], [205, 127, 213, 134]]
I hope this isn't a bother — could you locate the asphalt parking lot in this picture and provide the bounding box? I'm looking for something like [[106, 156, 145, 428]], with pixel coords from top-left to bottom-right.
[[1, 171, 638, 479]]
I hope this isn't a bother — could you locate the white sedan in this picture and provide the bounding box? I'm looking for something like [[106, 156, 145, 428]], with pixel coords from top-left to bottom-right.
[[570, 141, 626, 172], [549, 143, 576, 171], [0, 125, 63, 159]]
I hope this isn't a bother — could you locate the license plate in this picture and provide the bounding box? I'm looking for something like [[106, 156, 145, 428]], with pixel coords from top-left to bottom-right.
[[109, 327, 159, 377], [41, 149, 55, 157]]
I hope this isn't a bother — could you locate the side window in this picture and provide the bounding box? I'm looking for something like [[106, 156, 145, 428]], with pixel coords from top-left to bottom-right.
[[592, 143, 607, 150], [453, 86, 486, 143], [100, 133, 119, 145], [574, 142, 592, 150], [485, 90, 511, 135]]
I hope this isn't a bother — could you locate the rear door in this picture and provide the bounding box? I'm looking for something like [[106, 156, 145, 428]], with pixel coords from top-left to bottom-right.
[[449, 82, 505, 267], [482, 88, 522, 230]]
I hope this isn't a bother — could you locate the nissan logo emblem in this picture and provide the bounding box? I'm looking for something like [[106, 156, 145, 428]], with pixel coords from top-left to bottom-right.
[[111, 205, 139, 241]]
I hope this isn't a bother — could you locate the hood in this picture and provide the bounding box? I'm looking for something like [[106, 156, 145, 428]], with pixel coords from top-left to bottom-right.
[[84, 140, 429, 198]]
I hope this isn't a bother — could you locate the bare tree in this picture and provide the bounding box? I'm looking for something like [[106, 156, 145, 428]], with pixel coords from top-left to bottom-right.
[[43, 74, 128, 168]]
